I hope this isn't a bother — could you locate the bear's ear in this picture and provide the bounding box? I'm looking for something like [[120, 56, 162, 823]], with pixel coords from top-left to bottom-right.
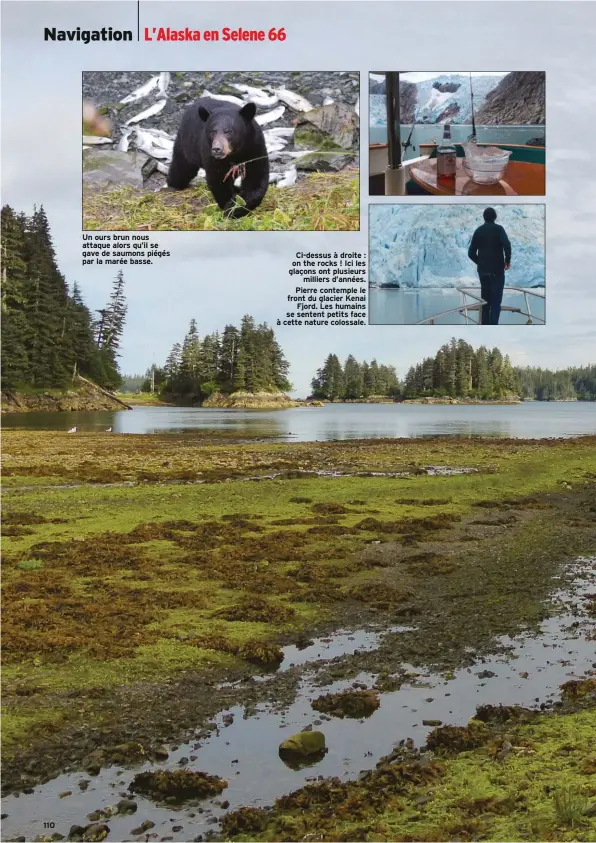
[[239, 102, 257, 122], [198, 105, 211, 122]]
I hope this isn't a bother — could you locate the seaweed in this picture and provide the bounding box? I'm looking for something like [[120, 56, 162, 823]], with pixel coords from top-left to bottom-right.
[[129, 768, 227, 801]]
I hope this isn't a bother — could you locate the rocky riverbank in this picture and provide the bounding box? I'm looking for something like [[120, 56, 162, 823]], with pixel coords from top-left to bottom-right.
[[401, 396, 522, 405], [1, 379, 131, 414], [202, 391, 298, 409]]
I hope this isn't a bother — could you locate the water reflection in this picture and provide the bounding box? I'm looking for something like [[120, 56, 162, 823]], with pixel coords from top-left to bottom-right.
[[2, 402, 595, 440]]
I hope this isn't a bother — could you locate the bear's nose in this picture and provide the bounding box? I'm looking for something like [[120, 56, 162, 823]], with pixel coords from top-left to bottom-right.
[[212, 141, 225, 156]]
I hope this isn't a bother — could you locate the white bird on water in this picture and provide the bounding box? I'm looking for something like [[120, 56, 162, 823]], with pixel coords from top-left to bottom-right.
[[67, 426, 77, 433]]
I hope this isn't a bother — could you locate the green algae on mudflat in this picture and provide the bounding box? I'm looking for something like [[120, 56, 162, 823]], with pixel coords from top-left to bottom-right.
[[2, 432, 596, 763], [3, 429, 596, 488], [222, 705, 596, 842], [129, 768, 227, 802]]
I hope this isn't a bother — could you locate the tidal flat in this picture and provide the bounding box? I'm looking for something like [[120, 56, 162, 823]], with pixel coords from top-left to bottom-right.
[[1, 430, 595, 842]]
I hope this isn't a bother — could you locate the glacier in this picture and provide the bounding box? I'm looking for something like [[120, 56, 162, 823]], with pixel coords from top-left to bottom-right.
[[370, 205, 545, 289], [370, 73, 504, 127]]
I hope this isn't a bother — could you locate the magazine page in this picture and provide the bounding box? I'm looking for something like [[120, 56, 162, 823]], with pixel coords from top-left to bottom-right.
[[1, 1, 595, 841]]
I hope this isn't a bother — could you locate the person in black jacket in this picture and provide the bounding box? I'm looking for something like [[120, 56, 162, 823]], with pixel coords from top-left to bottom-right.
[[467, 207, 512, 325]]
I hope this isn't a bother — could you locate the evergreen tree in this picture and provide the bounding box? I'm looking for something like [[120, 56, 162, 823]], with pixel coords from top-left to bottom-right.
[[1, 207, 30, 388], [158, 317, 291, 402], [1, 205, 125, 393], [164, 343, 182, 380], [218, 325, 240, 388]]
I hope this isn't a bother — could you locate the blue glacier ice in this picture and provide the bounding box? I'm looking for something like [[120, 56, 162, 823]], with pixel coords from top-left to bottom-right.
[[370, 205, 545, 289], [370, 73, 504, 127]]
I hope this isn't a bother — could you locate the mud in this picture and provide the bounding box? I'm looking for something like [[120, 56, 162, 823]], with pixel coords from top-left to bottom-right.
[[2, 557, 594, 842]]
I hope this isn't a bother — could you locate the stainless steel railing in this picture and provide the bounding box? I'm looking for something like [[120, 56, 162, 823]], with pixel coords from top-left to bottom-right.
[[416, 285, 545, 325]]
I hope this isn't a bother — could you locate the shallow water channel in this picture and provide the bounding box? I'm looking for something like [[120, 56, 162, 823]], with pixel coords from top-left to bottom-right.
[[3, 560, 595, 843]]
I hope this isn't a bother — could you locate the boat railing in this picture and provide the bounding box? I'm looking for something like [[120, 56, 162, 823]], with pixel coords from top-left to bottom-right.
[[416, 285, 546, 325]]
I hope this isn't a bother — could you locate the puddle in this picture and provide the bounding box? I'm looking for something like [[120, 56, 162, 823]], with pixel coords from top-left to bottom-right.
[[3, 559, 594, 843]]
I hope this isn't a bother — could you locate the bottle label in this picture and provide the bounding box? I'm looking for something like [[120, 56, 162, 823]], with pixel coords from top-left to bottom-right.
[[437, 153, 456, 176]]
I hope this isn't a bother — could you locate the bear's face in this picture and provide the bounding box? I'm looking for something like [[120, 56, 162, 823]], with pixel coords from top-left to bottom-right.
[[198, 102, 257, 160]]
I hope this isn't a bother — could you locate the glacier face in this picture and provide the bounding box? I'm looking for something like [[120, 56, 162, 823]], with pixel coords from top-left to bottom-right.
[[370, 73, 504, 127], [370, 205, 545, 289]]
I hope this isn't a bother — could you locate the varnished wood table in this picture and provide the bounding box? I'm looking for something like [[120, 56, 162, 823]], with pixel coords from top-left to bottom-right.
[[409, 158, 545, 196]]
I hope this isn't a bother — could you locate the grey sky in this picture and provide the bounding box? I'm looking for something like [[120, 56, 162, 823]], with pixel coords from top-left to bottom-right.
[[2, 1, 595, 395]]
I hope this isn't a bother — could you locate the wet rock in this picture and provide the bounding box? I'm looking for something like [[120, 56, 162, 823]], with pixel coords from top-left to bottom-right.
[[78, 780, 90, 791], [279, 730, 326, 757], [59, 790, 72, 798], [82, 750, 103, 776], [172, 826, 183, 832], [153, 746, 170, 760], [83, 149, 148, 188], [68, 825, 87, 841], [116, 798, 138, 814], [107, 742, 146, 764], [475, 704, 533, 724], [82, 825, 110, 843], [130, 820, 155, 834], [311, 690, 380, 719], [86, 811, 104, 822], [178, 757, 189, 765], [129, 769, 227, 802], [477, 670, 497, 679], [295, 151, 354, 172], [422, 719, 442, 727], [295, 103, 359, 151]]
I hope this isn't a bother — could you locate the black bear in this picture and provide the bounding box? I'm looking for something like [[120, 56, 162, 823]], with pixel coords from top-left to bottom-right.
[[167, 97, 269, 219]]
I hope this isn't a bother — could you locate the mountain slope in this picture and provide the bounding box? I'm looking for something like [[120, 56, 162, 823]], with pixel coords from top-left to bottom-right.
[[370, 72, 544, 126], [477, 71, 545, 125]]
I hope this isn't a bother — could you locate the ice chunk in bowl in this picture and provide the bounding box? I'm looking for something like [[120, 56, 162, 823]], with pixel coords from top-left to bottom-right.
[[462, 143, 512, 184]]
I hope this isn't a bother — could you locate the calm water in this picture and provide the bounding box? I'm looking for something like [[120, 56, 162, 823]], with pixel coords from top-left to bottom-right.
[[2, 561, 594, 842], [369, 114, 545, 153], [369, 288, 546, 325], [3, 402, 595, 440]]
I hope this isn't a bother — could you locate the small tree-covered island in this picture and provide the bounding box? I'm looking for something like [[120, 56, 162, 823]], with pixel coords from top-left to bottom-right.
[[3, 205, 595, 410], [143, 315, 296, 409], [309, 342, 595, 403]]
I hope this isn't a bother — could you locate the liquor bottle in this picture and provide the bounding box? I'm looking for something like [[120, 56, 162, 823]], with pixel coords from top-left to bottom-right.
[[436, 123, 457, 182]]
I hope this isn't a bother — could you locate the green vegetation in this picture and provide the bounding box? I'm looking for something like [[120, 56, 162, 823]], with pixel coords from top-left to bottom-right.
[[3, 430, 596, 773], [311, 353, 400, 400], [116, 391, 171, 406], [1, 205, 126, 392], [404, 340, 519, 400], [517, 364, 596, 401], [222, 706, 596, 842], [148, 314, 291, 405], [310, 340, 596, 402], [82, 170, 359, 232]]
